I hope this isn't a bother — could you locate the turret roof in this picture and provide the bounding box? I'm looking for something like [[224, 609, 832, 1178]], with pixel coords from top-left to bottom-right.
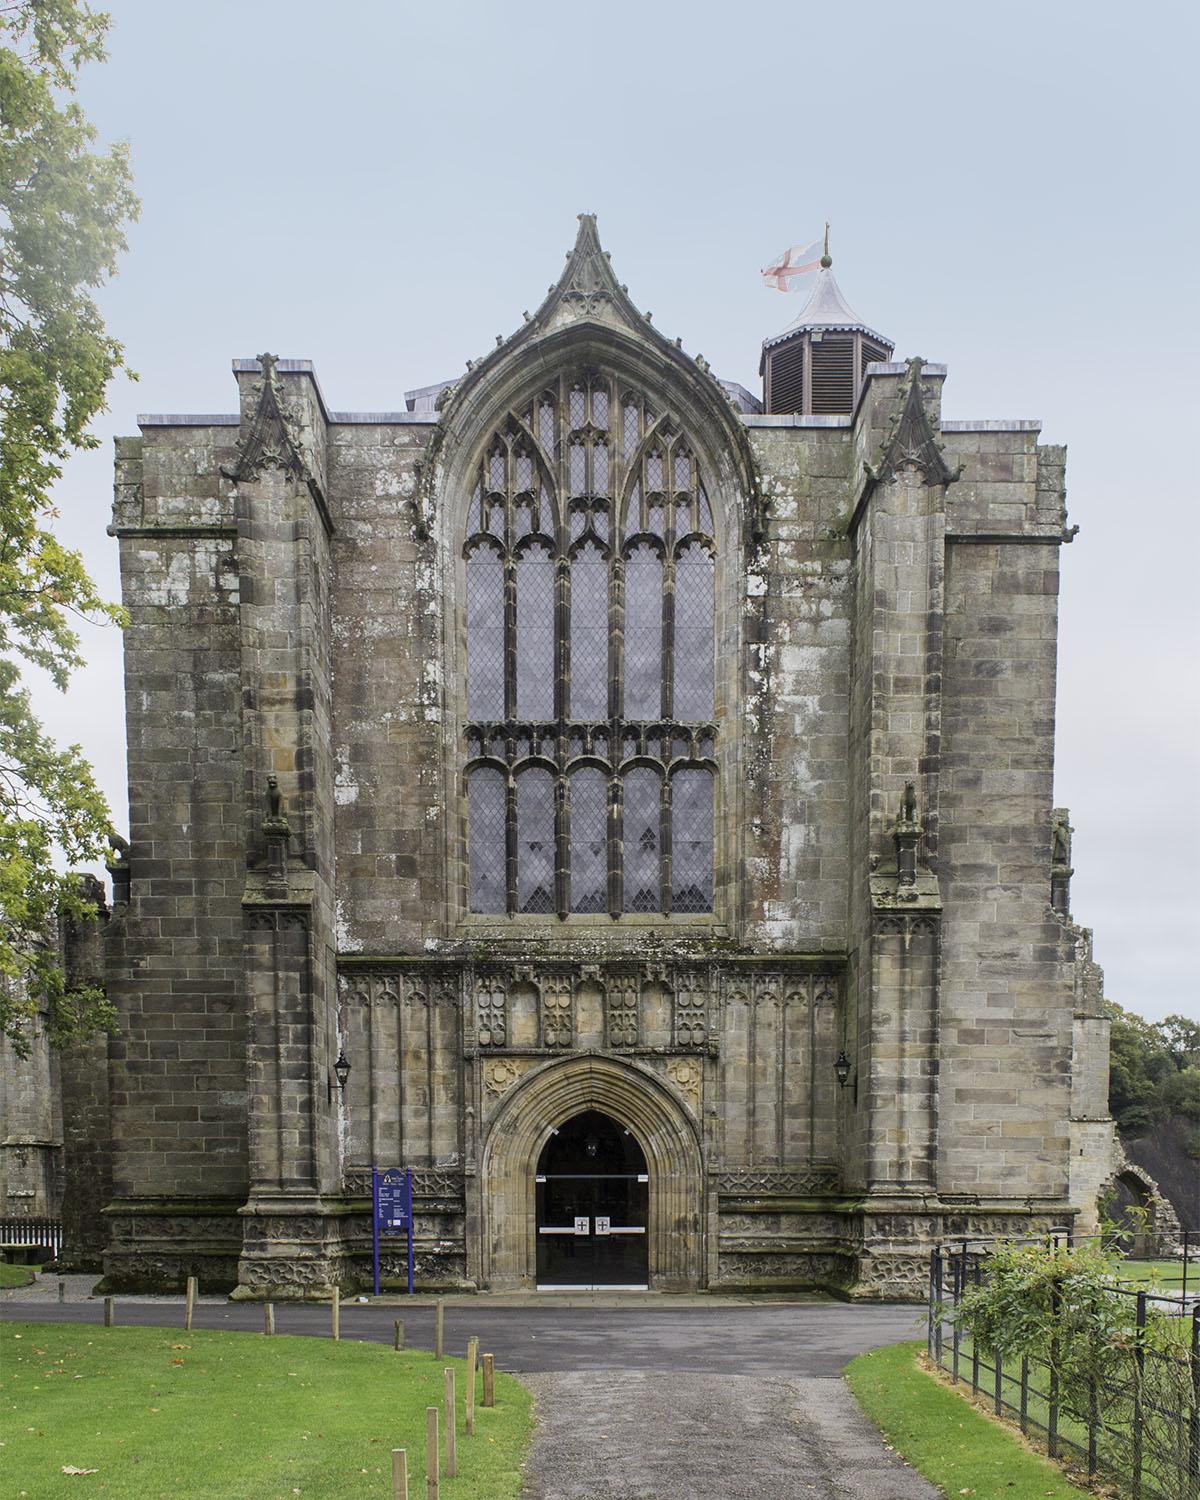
[[761, 266, 891, 352]]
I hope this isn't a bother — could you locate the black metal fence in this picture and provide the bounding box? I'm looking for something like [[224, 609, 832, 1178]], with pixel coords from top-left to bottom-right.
[[928, 1236, 1200, 1500], [0, 1215, 63, 1260]]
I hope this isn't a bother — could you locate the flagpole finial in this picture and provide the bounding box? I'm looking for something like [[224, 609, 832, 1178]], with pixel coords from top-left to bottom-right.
[[821, 221, 832, 269]]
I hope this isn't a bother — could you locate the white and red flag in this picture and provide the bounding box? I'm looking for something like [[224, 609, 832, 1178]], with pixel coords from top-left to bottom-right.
[[761, 238, 822, 291]]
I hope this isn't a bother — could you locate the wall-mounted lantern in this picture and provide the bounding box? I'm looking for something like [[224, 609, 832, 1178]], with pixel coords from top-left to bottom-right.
[[329, 1049, 351, 1104], [834, 1049, 852, 1089]]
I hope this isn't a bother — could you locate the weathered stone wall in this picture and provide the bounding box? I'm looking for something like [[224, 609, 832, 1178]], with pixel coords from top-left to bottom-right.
[[0, 1024, 60, 1217], [84, 231, 1117, 1298], [109, 424, 247, 1195], [937, 422, 1077, 1202], [103, 422, 248, 1288], [328, 418, 445, 952], [56, 882, 113, 1268]]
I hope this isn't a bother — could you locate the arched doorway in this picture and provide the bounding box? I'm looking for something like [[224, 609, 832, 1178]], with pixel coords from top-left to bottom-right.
[[477, 1055, 705, 1290], [536, 1110, 649, 1288]]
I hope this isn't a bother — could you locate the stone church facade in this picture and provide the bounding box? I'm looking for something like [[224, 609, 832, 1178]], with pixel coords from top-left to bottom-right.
[[42, 217, 1113, 1297]]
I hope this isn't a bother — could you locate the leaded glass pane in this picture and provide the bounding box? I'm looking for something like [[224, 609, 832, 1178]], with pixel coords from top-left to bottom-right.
[[468, 767, 506, 913], [674, 452, 691, 491], [625, 482, 641, 539], [569, 385, 586, 430], [488, 449, 505, 490], [624, 545, 662, 719], [517, 768, 555, 914], [592, 388, 608, 432], [698, 484, 713, 533], [570, 767, 607, 913], [646, 452, 663, 491], [673, 543, 714, 720], [516, 452, 533, 491], [671, 767, 713, 912], [623, 401, 639, 460], [569, 440, 586, 495], [570, 543, 608, 719], [623, 767, 661, 913], [539, 398, 555, 459], [516, 545, 555, 720], [467, 483, 482, 535], [593, 440, 609, 495], [466, 547, 504, 719]]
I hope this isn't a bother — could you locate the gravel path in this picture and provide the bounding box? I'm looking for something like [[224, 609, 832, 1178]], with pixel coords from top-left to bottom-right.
[[519, 1370, 939, 1500]]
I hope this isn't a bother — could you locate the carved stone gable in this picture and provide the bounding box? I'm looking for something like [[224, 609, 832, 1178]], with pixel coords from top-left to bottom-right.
[[222, 352, 315, 489], [864, 356, 962, 491]]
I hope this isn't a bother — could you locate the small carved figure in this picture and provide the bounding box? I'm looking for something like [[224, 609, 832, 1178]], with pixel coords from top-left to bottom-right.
[[1052, 813, 1072, 866], [267, 775, 283, 821], [901, 781, 918, 824]]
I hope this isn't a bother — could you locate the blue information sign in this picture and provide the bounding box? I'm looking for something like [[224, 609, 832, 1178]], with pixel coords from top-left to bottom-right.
[[372, 1167, 414, 1296]]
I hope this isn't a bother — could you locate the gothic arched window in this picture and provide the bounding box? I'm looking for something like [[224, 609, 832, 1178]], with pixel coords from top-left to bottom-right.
[[464, 372, 717, 917]]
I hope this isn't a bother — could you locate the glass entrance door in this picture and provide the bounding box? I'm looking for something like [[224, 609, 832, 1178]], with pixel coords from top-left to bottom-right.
[[535, 1111, 649, 1287]]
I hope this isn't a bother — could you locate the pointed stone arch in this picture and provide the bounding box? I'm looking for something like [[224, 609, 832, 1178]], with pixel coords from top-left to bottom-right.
[[477, 1055, 704, 1289]]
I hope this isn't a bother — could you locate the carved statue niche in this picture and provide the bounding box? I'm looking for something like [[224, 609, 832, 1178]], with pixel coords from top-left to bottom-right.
[[106, 831, 132, 906], [893, 781, 923, 887], [262, 775, 291, 897], [1050, 808, 1074, 915]]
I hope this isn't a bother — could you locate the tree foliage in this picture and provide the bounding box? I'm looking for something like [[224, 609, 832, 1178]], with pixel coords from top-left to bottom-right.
[[953, 1239, 1150, 1384], [1108, 1002, 1200, 1136], [0, 1, 137, 1049]]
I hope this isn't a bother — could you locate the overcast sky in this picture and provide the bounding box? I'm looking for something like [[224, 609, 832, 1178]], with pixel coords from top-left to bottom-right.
[[31, 0, 1198, 1024]]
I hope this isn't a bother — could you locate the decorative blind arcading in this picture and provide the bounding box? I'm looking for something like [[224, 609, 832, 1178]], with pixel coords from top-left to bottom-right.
[[464, 371, 717, 918]]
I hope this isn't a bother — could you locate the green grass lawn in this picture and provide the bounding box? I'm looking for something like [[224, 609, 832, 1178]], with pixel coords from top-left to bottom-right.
[[0, 1261, 36, 1289], [2, 1322, 532, 1499], [1118, 1257, 1196, 1285], [845, 1342, 1096, 1500]]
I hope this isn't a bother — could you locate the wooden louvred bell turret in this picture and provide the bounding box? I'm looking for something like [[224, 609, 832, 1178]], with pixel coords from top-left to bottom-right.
[[760, 242, 893, 415]]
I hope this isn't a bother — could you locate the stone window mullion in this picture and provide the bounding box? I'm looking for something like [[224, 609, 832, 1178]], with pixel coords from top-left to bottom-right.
[[554, 774, 569, 920], [661, 551, 676, 722], [555, 554, 570, 723], [610, 553, 625, 723], [660, 772, 674, 916], [504, 772, 518, 916], [607, 773, 622, 919], [502, 558, 517, 721]]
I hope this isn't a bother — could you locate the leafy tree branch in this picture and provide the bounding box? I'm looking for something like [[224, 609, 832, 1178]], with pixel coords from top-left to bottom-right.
[[0, 0, 136, 1048]]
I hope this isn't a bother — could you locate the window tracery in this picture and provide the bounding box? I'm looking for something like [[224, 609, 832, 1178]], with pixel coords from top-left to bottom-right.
[[464, 371, 717, 918]]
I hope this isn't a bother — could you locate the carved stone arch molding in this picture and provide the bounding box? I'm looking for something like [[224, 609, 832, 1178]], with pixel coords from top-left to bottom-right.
[[477, 1053, 704, 1290]]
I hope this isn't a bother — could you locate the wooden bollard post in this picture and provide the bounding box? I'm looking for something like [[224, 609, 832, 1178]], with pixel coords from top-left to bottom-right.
[[482, 1352, 495, 1407], [394, 1318, 405, 1351], [434, 1297, 444, 1359], [58, 1279, 65, 1303], [444, 1367, 456, 1477], [391, 1447, 408, 1500], [331, 1285, 340, 1341], [425, 1407, 439, 1500], [264, 1303, 275, 1335], [184, 1275, 197, 1330], [466, 1336, 478, 1435], [104, 1296, 114, 1327]]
